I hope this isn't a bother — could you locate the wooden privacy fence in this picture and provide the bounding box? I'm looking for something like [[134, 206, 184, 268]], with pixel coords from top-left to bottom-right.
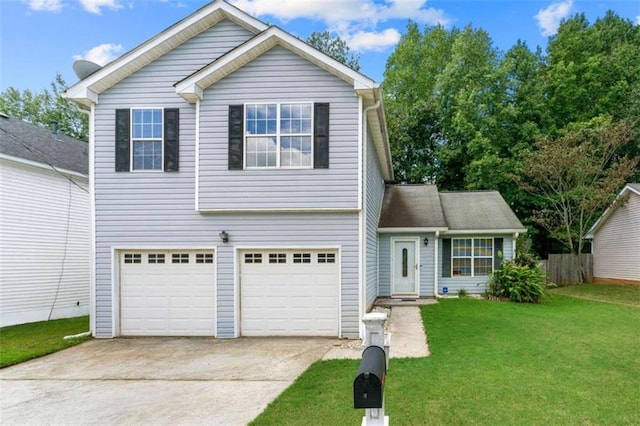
[[539, 254, 593, 285]]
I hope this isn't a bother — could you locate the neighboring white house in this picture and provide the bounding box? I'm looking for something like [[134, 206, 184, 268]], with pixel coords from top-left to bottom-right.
[[586, 183, 640, 285], [0, 115, 90, 327]]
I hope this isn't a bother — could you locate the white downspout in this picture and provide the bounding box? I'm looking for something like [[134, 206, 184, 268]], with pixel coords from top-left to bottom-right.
[[75, 103, 95, 337], [513, 232, 519, 260], [433, 231, 439, 297], [360, 99, 381, 339]]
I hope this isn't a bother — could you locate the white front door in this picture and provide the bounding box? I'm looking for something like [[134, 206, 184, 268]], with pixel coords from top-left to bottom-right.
[[392, 239, 418, 296]]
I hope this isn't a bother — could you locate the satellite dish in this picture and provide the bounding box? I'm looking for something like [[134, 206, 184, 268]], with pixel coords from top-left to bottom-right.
[[73, 60, 102, 80]]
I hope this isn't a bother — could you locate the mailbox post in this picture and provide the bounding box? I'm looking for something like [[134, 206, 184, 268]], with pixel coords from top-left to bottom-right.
[[354, 312, 390, 426]]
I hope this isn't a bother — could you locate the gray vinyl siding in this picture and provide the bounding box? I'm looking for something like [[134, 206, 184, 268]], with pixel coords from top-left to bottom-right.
[[438, 235, 513, 294], [198, 46, 359, 210], [365, 125, 385, 310], [378, 233, 436, 297], [92, 21, 362, 338], [592, 193, 640, 282]]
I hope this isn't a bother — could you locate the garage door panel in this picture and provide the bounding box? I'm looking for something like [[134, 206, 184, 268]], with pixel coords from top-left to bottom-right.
[[120, 250, 215, 336], [241, 249, 339, 337]]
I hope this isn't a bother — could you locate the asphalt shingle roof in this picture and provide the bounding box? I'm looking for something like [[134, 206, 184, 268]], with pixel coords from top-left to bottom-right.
[[439, 191, 525, 231], [379, 185, 526, 231], [0, 115, 88, 175], [378, 185, 447, 228]]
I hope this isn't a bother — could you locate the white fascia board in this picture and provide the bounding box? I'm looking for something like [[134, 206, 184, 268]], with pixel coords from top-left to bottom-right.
[[442, 229, 527, 235], [177, 26, 377, 100], [585, 184, 638, 238], [378, 227, 449, 233], [66, 0, 266, 101], [0, 153, 88, 179], [63, 87, 98, 107]]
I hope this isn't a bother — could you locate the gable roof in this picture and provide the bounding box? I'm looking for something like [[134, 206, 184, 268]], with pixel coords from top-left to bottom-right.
[[439, 191, 526, 233], [64, 0, 267, 107], [378, 185, 526, 234], [0, 115, 88, 176], [585, 183, 640, 238], [378, 185, 447, 230], [175, 26, 378, 103]]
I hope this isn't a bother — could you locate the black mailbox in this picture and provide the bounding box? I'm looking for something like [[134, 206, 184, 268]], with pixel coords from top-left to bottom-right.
[[353, 345, 386, 409]]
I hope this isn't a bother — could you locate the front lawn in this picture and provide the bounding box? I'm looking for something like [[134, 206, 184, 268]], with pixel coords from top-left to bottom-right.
[[251, 297, 640, 425], [550, 283, 640, 307], [0, 316, 90, 368]]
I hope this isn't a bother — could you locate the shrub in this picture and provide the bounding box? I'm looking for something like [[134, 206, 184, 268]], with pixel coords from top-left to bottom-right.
[[458, 288, 468, 298], [488, 260, 548, 303]]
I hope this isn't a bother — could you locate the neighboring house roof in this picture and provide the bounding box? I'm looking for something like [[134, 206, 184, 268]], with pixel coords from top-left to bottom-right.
[[439, 191, 526, 233], [378, 185, 526, 233], [0, 115, 88, 176], [378, 185, 447, 230], [585, 183, 640, 239]]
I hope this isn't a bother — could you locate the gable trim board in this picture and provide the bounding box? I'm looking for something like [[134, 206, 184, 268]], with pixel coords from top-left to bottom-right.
[[63, 0, 267, 107]]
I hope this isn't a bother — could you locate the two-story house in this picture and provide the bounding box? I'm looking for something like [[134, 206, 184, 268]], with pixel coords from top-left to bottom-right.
[[65, 0, 524, 339]]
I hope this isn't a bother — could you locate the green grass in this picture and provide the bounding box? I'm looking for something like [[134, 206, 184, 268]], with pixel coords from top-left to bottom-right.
[[0, 316, 90, 368], [550, 283, 640, 307], [251, 296, 640, 425]]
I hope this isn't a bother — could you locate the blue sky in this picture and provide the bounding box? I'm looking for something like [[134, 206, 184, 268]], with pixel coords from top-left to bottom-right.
[[1, 0, 639, 93]]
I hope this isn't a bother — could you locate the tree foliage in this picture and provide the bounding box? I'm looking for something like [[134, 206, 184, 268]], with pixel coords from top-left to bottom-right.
[[520, 116, 639, 257], [0, 73, 88, 141], [306, 31, 361, 71], [383, 11, 640, 256]]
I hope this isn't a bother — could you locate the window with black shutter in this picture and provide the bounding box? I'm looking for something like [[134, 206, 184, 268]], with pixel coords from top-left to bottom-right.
[[228, 102, 329, 170], [114, 108, 179, 172]]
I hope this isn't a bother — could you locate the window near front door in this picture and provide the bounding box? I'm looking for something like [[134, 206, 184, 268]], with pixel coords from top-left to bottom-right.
[[452, 238, 493, 277], [245, 103, 313, 168]]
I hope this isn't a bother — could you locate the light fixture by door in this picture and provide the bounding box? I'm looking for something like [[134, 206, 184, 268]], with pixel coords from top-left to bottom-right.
[[219, 230, 229, 243]]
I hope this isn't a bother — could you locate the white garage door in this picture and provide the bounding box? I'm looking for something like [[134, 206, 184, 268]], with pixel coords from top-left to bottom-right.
[[240, 249, 339, 336], [120, 250, 216, 336]]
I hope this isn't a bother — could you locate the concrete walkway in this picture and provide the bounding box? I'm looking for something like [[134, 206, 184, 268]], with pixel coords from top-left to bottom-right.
[[323, 304, 431, 360]]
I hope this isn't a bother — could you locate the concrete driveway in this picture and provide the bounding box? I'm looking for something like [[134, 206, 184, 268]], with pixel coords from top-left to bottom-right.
[[0, 337, 343, 425]]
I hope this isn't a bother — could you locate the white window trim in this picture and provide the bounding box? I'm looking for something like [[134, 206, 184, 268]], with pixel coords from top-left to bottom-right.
[[130, 108, 164, 172], [243, 101, 314, 170], [451, 237, 494, 278]]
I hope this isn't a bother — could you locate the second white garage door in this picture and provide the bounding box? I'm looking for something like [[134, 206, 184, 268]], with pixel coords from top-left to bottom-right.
[[240, 249, 339, 336]]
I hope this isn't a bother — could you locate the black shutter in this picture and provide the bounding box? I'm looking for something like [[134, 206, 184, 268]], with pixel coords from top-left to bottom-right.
[[115, 109, 130, 172], [164, 108, 179, 172], [314, 103, 329, 169], [228, 105, 244, 170], [442, 238, 451, 278], [494, 238, 504, 270]]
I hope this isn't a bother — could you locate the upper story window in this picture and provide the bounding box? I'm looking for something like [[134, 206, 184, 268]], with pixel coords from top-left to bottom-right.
[[452, 238, 493, 277], [115, 108, 179, 173], [245, 103, 313, 169], [228, 103, 328, 171], [132, 109, 163, 171]]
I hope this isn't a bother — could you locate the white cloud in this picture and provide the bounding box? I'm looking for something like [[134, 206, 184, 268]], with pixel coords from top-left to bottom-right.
[[535, 0, 573, 37], [25, 0, 63, 12], [347, 28, 401, 52], [636, 15, 640, 25], [78, 0, 123, 14], [230, 0, 449, 51], [73, 43, 124, 65]]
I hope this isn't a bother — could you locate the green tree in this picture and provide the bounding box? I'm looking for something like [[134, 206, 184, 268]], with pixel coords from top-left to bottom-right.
[[306, 31, 361, 71], [520, 116, 639, 281], [0, 74, 87, 141]]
